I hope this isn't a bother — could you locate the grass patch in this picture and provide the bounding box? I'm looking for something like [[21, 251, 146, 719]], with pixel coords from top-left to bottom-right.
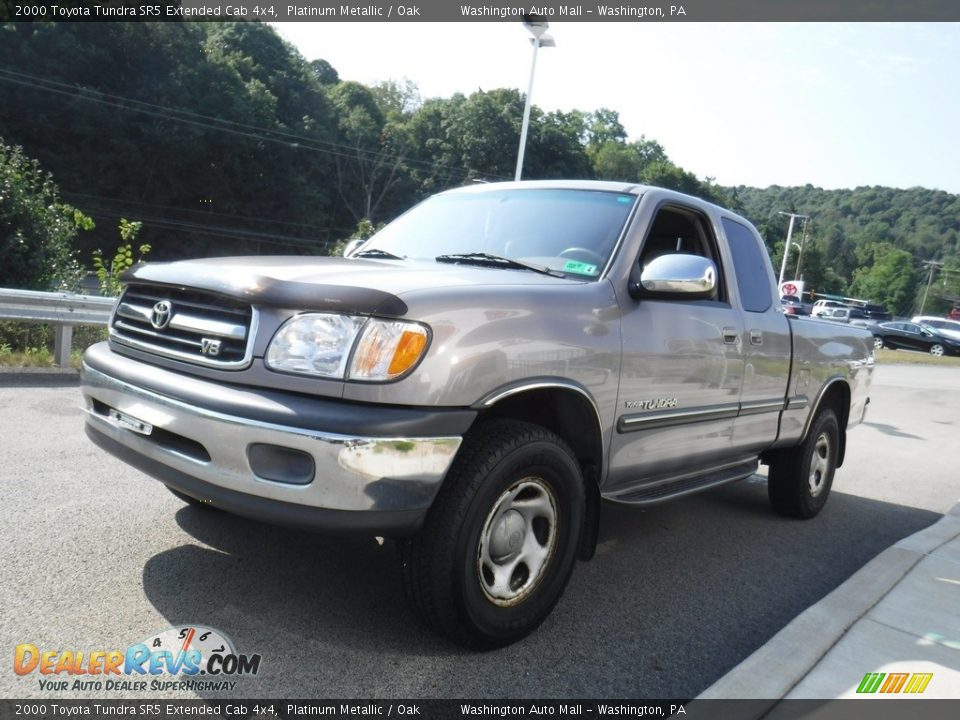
[[0, 322, 105, 370], [875, 348, 960, 367], [0, 345, 55, 368], [0, 346, 85, 369]]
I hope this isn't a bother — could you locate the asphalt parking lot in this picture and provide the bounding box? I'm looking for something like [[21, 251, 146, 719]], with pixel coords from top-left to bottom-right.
[[1, 363, 958, 699]]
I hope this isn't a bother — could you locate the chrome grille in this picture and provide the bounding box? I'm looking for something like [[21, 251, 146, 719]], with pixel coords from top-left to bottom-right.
[[110, 284, 256, 369]]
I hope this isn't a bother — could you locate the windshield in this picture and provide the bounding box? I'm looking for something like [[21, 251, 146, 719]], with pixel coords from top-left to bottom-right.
[[362, 188, 637, 279]]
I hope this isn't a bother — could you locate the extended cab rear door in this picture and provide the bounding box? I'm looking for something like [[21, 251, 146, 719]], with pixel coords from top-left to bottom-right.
[[720, 217, 792, 454]]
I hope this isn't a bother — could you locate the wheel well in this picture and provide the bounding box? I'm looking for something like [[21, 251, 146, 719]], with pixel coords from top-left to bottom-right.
[[818, 381, 851, 467], [478, 387, 603, 560]]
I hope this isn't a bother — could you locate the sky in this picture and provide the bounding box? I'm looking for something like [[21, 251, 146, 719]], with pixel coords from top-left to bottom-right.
[[272, 22, 960, 195]]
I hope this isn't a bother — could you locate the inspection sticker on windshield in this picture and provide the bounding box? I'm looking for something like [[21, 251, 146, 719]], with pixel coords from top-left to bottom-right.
[[563, 260, 599, 276]]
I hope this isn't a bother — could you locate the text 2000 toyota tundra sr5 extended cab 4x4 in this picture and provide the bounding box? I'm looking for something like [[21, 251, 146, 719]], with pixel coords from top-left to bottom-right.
[[82, 181, 873, 647]]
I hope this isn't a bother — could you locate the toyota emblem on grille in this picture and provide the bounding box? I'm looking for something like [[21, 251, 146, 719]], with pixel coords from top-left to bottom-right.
[[150, 301, 173, 329]]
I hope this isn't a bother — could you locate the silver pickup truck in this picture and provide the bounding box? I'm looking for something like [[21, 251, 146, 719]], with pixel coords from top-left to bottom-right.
[[82, 180, 873, 647]]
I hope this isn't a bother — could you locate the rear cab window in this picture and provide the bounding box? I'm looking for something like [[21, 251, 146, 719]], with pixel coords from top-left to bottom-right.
[[722, 218, 773, 313]]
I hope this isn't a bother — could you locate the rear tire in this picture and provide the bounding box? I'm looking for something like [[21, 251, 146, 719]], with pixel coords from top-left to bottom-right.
[[873, 337, 884, 350], [768, 408, 839, 519], [400, 419, 585, 648], [930, 344, 944, 357]]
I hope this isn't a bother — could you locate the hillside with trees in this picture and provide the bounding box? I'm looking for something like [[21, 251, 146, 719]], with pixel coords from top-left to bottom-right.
[[733, 185, 960, 315], [1, 21, 958, 316]]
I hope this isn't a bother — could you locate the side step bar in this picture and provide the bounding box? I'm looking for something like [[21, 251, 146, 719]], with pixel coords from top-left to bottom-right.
[[603, 458, 759, 506]]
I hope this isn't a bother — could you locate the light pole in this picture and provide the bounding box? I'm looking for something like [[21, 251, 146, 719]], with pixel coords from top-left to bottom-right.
[[515, 21, 555, 182], [794, 217, 811, 279], [777, 211, 809, 288]]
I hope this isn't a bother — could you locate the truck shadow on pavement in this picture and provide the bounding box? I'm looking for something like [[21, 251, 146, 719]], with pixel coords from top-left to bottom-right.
[[139, 479, 941, 698]]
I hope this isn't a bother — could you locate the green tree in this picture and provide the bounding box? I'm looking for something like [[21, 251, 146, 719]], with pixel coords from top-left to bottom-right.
[[327, 81, 414, 223], [793, 239, 845, 296], [585, 108, 627, 147], [309, 58, 340, 86], [371, 78, 422, 118], [1, 22, 340, 259], [592, 137, 668, 182], [849, 243, 920, 315], [445, 88, 526, 179], [524, 110, 592, 179], [92, 218, 151, 296], [0, 139, 90, 290]]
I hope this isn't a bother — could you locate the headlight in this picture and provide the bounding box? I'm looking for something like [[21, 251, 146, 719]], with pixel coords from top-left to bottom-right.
[[266, 313, 429, 381], [266, 313, 365, 378]]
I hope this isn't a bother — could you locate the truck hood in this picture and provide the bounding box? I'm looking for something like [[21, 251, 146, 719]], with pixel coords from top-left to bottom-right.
[[122, 256, 582, 317]]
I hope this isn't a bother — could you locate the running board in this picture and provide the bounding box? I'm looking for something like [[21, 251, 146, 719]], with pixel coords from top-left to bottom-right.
[[603, 458, 759, 506]]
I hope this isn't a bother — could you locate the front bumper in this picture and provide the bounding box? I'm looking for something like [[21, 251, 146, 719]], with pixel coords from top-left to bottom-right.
[[81, 343, 472, 535]]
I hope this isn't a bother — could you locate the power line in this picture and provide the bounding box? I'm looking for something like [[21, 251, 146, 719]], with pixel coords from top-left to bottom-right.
[[0, 67, 506, 185], [61, 190, 346, 235], [78, 208, 337, 251]]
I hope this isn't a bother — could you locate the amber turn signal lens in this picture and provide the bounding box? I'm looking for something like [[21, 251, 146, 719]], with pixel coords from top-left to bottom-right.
[[389, 330, 428, 376], [349, 320, 430, 381]]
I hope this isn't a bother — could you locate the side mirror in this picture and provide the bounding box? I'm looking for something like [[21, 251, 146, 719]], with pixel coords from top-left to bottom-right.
[[630, 254, 717, 300]]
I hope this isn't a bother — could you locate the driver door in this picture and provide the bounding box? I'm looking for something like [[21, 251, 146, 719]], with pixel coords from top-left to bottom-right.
[[606, 202, 745, 495]]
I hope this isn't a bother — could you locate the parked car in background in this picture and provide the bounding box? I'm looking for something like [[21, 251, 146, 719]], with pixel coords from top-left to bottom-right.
[[912, 316, 960, 342], [857, 303, 893, 322], [810, 299, 847, 317], [780, 294, 810, 316], [817, 307, 852, 323], [871, 321, 960, 356]]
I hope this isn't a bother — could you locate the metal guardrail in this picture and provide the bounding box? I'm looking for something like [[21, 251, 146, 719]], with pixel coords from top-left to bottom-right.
[[0, 288, 115, 367]]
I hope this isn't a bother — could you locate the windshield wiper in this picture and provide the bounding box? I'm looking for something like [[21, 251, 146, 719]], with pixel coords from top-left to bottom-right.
[[435, 252, 563, 278], [353, 248, 404, 260]]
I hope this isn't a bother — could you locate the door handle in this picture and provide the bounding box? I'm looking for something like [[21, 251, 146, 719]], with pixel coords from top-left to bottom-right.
[[750, 329, 763, 346], [722, 327, 739, 345]]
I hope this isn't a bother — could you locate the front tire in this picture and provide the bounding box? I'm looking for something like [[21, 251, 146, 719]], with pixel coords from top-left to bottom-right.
[[873, 336, 884, 350], [401, 419, 585, 648], [768, 408, 839, 519]]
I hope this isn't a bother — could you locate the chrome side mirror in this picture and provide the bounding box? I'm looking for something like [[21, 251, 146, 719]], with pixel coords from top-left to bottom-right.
[[634, 254, 717, 299]]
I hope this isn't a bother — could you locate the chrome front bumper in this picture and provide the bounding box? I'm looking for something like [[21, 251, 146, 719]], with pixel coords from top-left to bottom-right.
[[81, 360, 463, 531]]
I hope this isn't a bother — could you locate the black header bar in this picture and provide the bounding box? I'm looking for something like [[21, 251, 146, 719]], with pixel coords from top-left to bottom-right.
[[3, 700, 960, 720], [1, 0, 959, 22]]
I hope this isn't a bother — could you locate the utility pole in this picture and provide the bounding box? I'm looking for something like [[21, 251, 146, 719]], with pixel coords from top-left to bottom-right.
[[919, 260, 944, 315], [777, 212, 809, 288]]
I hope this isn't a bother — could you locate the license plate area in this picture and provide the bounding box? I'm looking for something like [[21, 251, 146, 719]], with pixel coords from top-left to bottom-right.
[[108, 409, 154, 436]]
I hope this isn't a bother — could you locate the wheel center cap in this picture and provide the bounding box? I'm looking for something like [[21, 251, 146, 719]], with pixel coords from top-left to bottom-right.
[[489, 509, 525, 562]]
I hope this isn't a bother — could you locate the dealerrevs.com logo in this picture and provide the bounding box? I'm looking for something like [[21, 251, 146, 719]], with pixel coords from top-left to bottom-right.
[[856, 672, 934, 694], [13, 625, 261, 693]]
